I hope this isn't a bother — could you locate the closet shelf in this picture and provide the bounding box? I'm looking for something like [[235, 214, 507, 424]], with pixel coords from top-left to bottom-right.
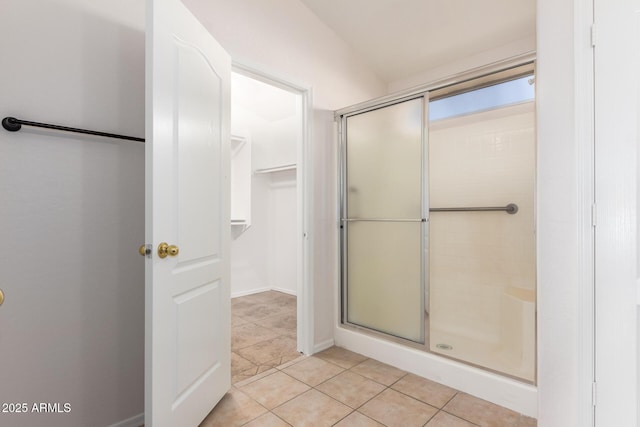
[[254, 164, 297, 174]]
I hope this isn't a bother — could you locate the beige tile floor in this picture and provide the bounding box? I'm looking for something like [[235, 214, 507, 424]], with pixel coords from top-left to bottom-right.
[[230, 291, 301, 384], [199, 291, 537, 427]]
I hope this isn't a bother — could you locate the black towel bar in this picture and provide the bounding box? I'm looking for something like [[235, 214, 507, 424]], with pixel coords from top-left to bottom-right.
[[2, 116, 145, 142]]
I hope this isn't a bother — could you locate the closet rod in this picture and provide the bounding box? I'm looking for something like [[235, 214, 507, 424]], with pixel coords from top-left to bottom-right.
[[2, 117, 145, 142]]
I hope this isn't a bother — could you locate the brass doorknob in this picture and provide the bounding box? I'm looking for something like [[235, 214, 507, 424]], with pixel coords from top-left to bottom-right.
[[0, 288, 4, 306], [139, 245, 147, 256], [158, 242, 179, 259]]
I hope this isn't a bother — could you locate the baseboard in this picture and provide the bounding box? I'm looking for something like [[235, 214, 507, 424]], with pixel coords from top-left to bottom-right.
[[270, 286, 296, 296], [231, 286, 297, 299], [231, 287, 271, 299], [108, 412, 144, 427], [313, 338, 335, 354]]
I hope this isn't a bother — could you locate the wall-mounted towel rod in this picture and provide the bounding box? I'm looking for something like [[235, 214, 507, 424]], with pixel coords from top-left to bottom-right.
[[430, 203, 518, 214], [2, 117, 145, 142]]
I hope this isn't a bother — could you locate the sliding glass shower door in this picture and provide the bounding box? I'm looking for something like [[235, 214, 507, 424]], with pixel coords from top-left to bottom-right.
[[339, 68, 536, 383], [340, 96, 427, 343]]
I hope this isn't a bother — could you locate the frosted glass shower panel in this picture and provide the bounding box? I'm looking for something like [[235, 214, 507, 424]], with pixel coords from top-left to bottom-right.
[[346, 221, 423, 342], [342, 96, 425, 343], [345, 98, 423, 219]]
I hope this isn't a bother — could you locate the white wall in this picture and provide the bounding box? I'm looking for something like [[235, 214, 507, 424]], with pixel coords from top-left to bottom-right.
[[388, 36, 535, 93], [0, 1, 145, 426], [268, 170, 298, 295], [229, 168, 297, 298], [184, 0, 387, 348], [231, 76, 300, 297], [230, 172, 271, 296], [183, 0, 386, 111], [310, 109, 340, 349]]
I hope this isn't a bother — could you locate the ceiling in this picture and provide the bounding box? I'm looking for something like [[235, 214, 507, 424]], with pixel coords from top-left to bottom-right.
[[299, 0, 536, 83]]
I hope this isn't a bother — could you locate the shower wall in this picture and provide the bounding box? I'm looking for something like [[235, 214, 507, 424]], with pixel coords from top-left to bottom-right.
[[428, 101, 536, 381]]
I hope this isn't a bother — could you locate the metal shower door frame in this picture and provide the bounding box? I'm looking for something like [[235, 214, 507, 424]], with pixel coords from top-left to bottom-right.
[[338, 92, 430, 345]]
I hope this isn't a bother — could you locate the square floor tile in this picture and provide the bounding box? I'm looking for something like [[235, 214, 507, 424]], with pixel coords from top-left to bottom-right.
[[333, 411, 385, 427], [443, 393, 522, 427], [234, 368, 279, 388], [273, 389, 352, 427], [234, 302, 292, 323], [282, 356, 344, 387], [240, 371, 310, 409], [391, 373, 457, 408], [260, 312, 297, 337], [232, 358, 282, 384], [231, 315, 249, 326], [199, 388, 267, 427], [516, 415, 537, 427], [351, 358, 407, 386], [315, 371, 385, 408], [261, 291, 297, 307], [359, 388, 438, 427], [232, 323, 280, 351], [315, 346, 368, 369], [231, 295, 269, 312], [276, 354, 307, 370], [426, 411, 478, 427], [242, 412, 291, 427], [231, 352, 256, 375], [237, 336, 299, 365], [232, 368, 257, 385]]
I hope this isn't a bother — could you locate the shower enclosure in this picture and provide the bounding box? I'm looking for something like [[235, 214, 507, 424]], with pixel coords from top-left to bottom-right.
[[339, 64, 536, 383]]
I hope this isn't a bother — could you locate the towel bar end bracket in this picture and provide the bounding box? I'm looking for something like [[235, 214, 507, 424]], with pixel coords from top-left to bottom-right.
[[2, 117, 21, 132], [506, 203, 518, 214]]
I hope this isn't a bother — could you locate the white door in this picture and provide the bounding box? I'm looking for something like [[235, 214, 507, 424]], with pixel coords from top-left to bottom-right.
[[145, 0, 231, 425]]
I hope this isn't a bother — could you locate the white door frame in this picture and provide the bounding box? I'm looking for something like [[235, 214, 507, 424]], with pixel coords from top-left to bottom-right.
[[231, 62, 314, 355], [536, 0, 597, 424], [593, 0, 639, 424], [539, 0, 639, 424]]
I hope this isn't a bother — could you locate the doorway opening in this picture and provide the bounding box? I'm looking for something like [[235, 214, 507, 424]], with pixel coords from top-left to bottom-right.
[[229, 66, 312, 384]]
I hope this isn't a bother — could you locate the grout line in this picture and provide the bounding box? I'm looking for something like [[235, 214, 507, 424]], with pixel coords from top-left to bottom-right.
[[388, 372, 409, 388], [232, 388, 270, 427], [329, 408, 355, 426], [265, 379, 314, 412], [388, 386, 442, 412], [439, 407, 481, 427], [271, 411, 294, 426], [423, 409, 439, 427], [441, 391, 459, 408]]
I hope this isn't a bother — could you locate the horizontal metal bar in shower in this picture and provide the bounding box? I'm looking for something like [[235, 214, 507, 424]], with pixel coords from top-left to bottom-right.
[[2, 116, 145, 142], [429, 203, 519, 214]]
